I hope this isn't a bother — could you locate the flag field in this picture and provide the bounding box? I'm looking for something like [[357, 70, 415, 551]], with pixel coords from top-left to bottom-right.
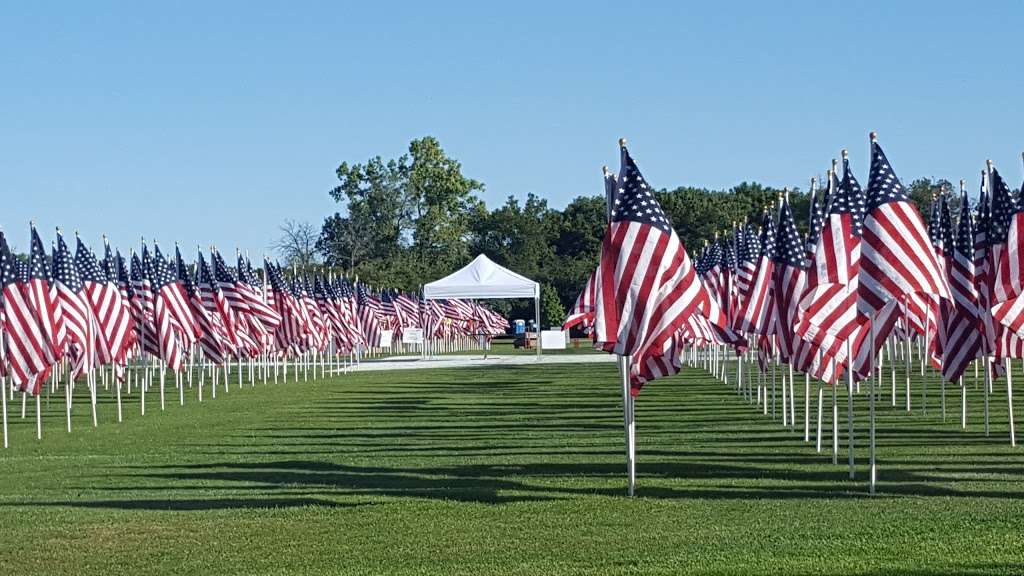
[[1, 359, 1022, 575]]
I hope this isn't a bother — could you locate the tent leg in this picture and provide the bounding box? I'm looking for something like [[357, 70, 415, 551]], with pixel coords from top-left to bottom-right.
[[535, 296, 542, 361]]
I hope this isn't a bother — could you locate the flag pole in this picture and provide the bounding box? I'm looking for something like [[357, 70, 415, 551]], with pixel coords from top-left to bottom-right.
[[1, 376, 7, 448], [869, 316, 877, 494], [609, 148, 636, 497], [984, 165, 992, 437]]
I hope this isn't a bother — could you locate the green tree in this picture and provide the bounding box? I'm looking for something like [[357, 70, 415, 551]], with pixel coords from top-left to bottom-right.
[[318, 137, 483, 289], [539, 283, 565, 330], [406, 137, 485, 277]]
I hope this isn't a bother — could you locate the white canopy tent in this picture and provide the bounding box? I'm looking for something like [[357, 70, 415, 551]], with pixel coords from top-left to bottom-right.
[[423, 254, 542, 358]]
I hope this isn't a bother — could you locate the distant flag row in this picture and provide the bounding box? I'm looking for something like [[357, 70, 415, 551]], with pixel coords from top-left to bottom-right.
[[566, 135, 1024, 396], [0, 230, 507, 396]]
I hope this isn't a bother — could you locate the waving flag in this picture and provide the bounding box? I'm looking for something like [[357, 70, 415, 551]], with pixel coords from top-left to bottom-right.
[[940, 187, 983, 380], [563, 270, 596, 331], [149, 246, 187, 371], [1, 232, 53, 392], [857, 136, 950, 364], [772, 193, 808, 363], [76, 237, 132, 368], [52, 232, 98, 378], [27, 226, 61, 365], [593, 142, 705, 393], [798, 156, 866, 365], [734, 209, 776, 334]]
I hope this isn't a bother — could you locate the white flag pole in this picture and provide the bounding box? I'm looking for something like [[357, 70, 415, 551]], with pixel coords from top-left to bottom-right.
[[608, 152, 636, 497], [1, 376, 7, 448], [869, 320, 877, 494]]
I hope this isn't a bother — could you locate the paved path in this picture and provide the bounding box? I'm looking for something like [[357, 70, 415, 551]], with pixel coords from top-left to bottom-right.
[[352, 353, 615, 372]]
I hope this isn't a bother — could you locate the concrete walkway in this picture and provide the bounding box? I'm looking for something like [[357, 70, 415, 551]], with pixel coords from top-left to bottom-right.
[[352, 353, 615, 372]]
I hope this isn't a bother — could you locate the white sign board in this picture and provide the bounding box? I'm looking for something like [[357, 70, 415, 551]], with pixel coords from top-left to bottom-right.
[[402, 328, 424, 344], [540, 330, 568, 350], [378, 330, 394, 348]]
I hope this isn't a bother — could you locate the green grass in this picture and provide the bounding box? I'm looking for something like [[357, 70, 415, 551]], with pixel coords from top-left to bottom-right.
[[1, 360, 1022, 575]]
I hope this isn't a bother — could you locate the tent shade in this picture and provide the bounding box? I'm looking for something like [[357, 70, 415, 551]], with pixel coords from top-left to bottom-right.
[[423, 254, 540, 300]]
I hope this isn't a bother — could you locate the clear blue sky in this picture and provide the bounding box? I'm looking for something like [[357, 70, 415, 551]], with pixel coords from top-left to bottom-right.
[[2, 1, 1022, 256]]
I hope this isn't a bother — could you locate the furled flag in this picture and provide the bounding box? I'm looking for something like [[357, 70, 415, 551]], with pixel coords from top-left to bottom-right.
[[856, 136, 950, 363], [27, 226, 61, 365], [563, 270, 595, 331], [1, 231, 53, 392], [149, 245, 187, 371], [940, 187, 983, 380], [76, 236, 132, 368], [798, 156, 866, 365], [771, 192, 808, 364], [592, 142, 705, 393], [357, 282, 382, 348], [52, 232, 98, 378], [130, 249, 159, 356], [988, 164, 1024, 329], [734, 209, 776, 335], [184, 248, 230, 365]]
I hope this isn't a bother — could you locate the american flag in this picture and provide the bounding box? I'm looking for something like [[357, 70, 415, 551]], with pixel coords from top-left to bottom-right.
[[771, 193, 808, 364], [316, 276, 350, 352], [236, 252, 282, 333], [563, 270, 595, 331], [733, 209, 776, 335], [52, 232, 98, 378], [75, 236, 132, 368], [988, 165, 1024, 313], [153, 244, 199, 349], [197, 250, 236, 352], [857, 137, 950, 366], [130, 249, 159, 356], [300, 275, 327, 351], [797, 157, 866, 366], [395, 292, 420, 327], [940, 188, 983, 380], [185, 248, 230, 364], [211, 250, 262, 356], [0, 231, 53, 392], [263, 260, 308, 353], [357, 282, 382, 347], [592, 143, 705, 393], [337, 277, 365, 347], [27, 226, 61, 367], [148, 245, 186, 371]]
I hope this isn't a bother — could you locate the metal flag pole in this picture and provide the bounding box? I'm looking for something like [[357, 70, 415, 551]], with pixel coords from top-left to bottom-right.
[[847, 336, 854, 479], [903, 294, 911, 412], [606, 154, 636, 497], [869, 320, 877, 494], [621, 355, 635, 496], [1, 376, 6, 448], [1006, 358, 1016, 447]]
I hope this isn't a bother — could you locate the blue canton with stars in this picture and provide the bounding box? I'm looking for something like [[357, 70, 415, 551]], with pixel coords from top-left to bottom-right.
[[150, 245, 178, 291], [612, 147, 672, 233], [29, 227, 51, 282], [805, 189, 824, 255], [866, 142, 907, 212], [832, 157, 866, 236], [760, 210, 776, 259], [988, 166, 1020, 244], [74, 237, 108, 284], [955, 191, 975, 256], [53, 234, 85, 293], [773, 198, 808, 269]]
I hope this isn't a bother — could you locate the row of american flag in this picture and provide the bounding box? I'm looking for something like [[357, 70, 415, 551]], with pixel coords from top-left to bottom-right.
[[564, 135, 1024, 415], [0, 227, 507, 442]]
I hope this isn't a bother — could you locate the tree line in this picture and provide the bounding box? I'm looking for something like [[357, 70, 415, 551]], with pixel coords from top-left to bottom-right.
[[277, 136, 949, 327]]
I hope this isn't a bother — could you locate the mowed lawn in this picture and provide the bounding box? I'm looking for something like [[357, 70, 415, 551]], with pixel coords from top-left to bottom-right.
[[1, 359, 1023, 575]]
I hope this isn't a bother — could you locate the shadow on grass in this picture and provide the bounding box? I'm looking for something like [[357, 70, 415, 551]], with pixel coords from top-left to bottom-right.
[[8, 365, 1024, 511]]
